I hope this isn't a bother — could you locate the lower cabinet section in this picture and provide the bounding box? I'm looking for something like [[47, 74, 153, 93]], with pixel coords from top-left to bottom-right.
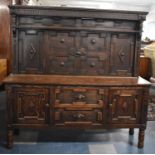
[[7, 85, 144, 126], [5, 83, 149, 148]]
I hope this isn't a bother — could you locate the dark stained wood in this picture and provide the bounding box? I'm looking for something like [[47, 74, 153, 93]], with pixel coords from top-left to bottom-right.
[[129, 128, 134, 135], [5, 5, 150, 149], [9, 6, 147, 76], [4, 74, 150, 86], [138, 128, 145, 148], [7, 128, 13, 149]]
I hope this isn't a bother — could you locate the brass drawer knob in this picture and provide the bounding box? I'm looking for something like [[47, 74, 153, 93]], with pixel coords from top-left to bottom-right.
[[60, 39, 65, 43], [60, 62, 65, 66], [76, 94, 85, 100], [73, 113, 85, 119], [45, 103, 49, 107], [109, 103, 113, 107], [91, 39, 96, 44], [90, 62, 95, 67], [75, 51, 82, 56]]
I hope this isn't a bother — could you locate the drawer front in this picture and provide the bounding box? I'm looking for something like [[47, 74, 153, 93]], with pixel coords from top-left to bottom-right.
[[54, 87, 106, 108], [8, 86, 50, 124], [48, 32, 76, 57], [54, 109, 103, 127], [109, 88, 142, 124], [45, 31, 109, 75], [47, 56, 75, 74]]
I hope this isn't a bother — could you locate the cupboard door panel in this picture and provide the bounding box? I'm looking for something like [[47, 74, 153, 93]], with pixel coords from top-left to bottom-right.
[[79, 33, 109, 75], [18, 30, 44, 74], [110, 34, 135, 76], [109, 88, 142, 124], [12, 86, 49, 124]]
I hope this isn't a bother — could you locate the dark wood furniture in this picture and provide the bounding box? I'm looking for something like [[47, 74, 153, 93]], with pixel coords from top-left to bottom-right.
[[4, 5, 150, 148]]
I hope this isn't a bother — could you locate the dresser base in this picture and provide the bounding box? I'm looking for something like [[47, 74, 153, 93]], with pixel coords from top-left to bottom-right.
[[4, 75, 150, 149]]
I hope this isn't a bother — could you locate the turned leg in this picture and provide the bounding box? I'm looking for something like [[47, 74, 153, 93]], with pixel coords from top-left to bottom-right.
[[7, 129, 13, 149], [138, 128, 145, 148], [14, 128, 20, 135], [129, 128, 134, 135]]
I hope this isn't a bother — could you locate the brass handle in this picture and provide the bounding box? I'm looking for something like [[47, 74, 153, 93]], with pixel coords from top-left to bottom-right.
[[76, 94, 85, 100], [45, 103, 49, 107], [60, 39, 65, 43], [109, 103, 113, 107], [91, 39, 96, 44], [90, 62, 95, 67], [60, 62, 65, 66], [73, 113, 85, 119], [120, 52, 125, 56], [75, 51, 82, 56]]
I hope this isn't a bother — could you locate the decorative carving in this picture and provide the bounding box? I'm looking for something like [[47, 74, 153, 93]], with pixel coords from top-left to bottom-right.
[[109, 89, 141, 123], [118, 50, 125, 63], [28, 44, 37, 60], [15, 87, 49, 124]]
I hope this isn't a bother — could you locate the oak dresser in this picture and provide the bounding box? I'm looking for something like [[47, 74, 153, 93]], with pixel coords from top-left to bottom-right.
[[4, 5, 150, 148]]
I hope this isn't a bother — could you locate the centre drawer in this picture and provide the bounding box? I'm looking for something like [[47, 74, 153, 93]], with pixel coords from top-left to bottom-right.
[[54, 86, 107, 108], [54, 109, 104, 127]]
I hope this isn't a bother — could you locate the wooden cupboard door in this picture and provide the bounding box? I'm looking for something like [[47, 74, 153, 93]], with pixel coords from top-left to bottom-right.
[[12, 86, 49, 124], [18, 30, 44, 74], [109, 88, 142, 124], [110, 33, 135, 76]]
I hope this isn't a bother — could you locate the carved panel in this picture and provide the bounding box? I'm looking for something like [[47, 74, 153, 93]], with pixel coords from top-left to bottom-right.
[[18, 30, 44, 74], [18, 17, 136, 31], [46, 32, 109, 75], [54, 87, 106, 109], [12, 86, 49, 124], [47, 32, 76, 56], [79, 33, 109, 75], [54, 109, 103, 127], [47, 56, 75, 74], [110, 33, 135, 76], [109, 88, 142, 124]]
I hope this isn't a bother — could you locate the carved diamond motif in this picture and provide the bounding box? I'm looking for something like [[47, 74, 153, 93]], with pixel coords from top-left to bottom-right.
[[118, 47, 125, 63], [28, 44, 37, 60]]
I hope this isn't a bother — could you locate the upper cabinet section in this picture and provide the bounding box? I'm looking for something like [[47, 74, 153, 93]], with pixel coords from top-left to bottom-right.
[[10, 6, 148, 76]]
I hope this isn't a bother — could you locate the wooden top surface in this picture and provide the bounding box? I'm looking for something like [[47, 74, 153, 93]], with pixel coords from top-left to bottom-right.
[[3, 74, 151, 87], [9, 5, 148, 15]]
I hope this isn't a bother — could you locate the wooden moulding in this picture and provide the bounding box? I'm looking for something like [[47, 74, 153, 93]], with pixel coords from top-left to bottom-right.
[[3, 74, 151, 87]]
